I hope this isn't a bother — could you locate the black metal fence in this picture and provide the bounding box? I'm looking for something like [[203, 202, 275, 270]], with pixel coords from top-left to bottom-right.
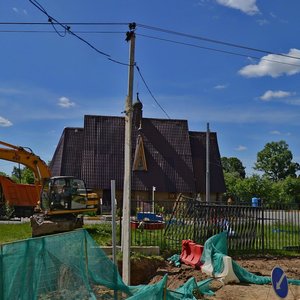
[[129, 195, 300, 254]]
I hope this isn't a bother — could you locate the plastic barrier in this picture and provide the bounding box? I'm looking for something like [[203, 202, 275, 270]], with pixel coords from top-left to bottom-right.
[[189, 244, 204, 269], [180, 239, 193, 261], [215, 255, 240, 284], [180, 240, 203, 268]]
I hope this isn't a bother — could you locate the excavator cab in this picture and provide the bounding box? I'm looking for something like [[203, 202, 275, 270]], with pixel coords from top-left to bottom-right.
[[40, 176, 95, 214], [32, 176, 98, 237]]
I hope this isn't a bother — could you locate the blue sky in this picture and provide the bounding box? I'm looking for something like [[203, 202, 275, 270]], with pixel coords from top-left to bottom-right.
[[1, 0, 300, 176]]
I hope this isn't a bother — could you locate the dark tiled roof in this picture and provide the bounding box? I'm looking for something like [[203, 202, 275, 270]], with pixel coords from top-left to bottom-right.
[[50, 128, 84, 179], [189, 131, 226, 193], [132, 118, 195, 193], [81, 115, 125, 190], [50, 115, 225, 194]]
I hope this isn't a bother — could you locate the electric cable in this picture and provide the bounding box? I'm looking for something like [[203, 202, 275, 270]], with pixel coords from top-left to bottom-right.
[[137, 23, 300, 61], [29, 0, 110, 57], [28, 0, 131, 67], [0, 30, 125, 34], [2, 21, 300, 62], [14, 7, 300, 119], [137, 33, 300, 68], [135, 64, 171, 119], [0, 22, 128, 26], [2, 24, 300, 68], [25, 2, 170, 118]]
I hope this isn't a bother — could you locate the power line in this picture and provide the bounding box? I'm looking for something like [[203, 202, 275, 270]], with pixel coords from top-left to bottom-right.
[[0, 30, 124, 34], [137, 33, 300, 68], [0, 22, 128, 26], [3, 28, 300, 67], [26, 2, 170, 118], [137, 23, 300, 61], [135, 64, 171, 119], [3, 21, 300, 62], [9, 12, 300, 118], [28, 0, 110, 57], [28, 0, 132, 67]]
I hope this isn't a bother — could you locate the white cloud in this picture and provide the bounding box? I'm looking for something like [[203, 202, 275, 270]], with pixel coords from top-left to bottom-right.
[[270, 130, 292, 136], [0, 87, 25, 95], [256, 19, 269, 26], [270, 130, 281, 135], [260, 90, 292, 101], [164, 95, 300, 125], [58, 97, 75, 108], [12, 7, 27, 15], [0, 116, 13, 127], [214, 84, 228, 90], [239, 49, 300, 78], [235, 145, 247, 151], [216, 0, 259, 15], [284, 98, 300, 106]]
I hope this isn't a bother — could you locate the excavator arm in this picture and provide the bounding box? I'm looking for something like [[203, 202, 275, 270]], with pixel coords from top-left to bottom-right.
[[0, 140, 98, 236], [0, 140, 51, 184]]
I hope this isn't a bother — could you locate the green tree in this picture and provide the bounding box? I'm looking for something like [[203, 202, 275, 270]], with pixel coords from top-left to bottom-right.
[[254, 140, 300, 181], [22, 167, 35, 184], [235, 175, 273, 204], [11, 166, 35, 184], [223, 173, 274, 204], [272, 176, 300, 205], [223, 172, 242, 201], [11, 166, 22, 183], [221, 157, 246, 179]]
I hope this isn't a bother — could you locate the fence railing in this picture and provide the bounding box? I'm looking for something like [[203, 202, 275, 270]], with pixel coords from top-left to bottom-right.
[[128, 196, 300, 254]]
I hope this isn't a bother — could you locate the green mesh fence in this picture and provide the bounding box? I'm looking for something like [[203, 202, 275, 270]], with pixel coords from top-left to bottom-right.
[[0, 229, 211, 300], [201, 231, 300, 286]]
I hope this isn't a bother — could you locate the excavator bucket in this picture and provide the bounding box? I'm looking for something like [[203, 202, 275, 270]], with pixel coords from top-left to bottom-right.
[[30, 213, 83, 237]]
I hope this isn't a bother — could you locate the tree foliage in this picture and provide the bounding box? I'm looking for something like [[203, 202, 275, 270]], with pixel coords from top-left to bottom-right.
[[254, 140, 300, 181], [11, 166, 35, 184], [224, 173, 300, 205], [221, 157, 246, 179]]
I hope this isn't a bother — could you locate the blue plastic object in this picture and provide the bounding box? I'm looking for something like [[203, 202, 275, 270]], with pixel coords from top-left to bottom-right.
[[137, 212, 163, 222], [251, 197, 261, 207]]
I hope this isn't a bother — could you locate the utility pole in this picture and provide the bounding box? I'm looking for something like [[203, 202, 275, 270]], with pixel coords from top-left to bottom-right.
[[122, 22, 136, 285], [206, 123, 211, 203]]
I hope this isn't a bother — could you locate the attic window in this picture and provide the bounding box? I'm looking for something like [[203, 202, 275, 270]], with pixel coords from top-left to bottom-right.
[[133, 135, 147, 171]]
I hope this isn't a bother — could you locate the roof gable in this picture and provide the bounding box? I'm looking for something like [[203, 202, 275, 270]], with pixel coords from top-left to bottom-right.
[[189, 131, 226, 193], [50, 115, 225, 194]]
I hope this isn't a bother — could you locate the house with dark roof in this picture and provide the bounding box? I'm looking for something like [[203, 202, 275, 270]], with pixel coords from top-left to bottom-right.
[[50, 101, 226, 209]]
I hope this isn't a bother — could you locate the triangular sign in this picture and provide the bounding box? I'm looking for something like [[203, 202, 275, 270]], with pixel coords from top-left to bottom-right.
[[133, 135, 147, 171]]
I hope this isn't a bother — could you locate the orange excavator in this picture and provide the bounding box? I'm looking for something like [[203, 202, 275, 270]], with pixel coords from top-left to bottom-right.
[[0, 140, 98, 236]]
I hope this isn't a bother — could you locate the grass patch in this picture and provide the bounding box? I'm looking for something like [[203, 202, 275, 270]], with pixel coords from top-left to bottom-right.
[[0, 222, 120, 246], [84, 223, 120, 246], [0, 222, 31, 244]]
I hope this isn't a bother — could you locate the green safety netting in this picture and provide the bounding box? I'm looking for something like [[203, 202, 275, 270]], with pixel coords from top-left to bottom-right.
[[201, 231, 300, 286], [0, 229, 212, 300], [2, 229, 299, 300]]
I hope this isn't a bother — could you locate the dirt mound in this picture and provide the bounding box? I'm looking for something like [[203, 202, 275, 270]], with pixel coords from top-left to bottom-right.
[[148, 257, 300, 299]]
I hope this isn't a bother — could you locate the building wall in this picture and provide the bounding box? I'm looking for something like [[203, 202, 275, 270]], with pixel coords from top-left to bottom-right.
[[93, 188, 222, 215]]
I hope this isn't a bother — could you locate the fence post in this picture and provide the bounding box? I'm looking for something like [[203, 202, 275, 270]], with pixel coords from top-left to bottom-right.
[[193, 199, 196, 242], [0, 244, 3, 300], [261, 201, 265, 254]]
